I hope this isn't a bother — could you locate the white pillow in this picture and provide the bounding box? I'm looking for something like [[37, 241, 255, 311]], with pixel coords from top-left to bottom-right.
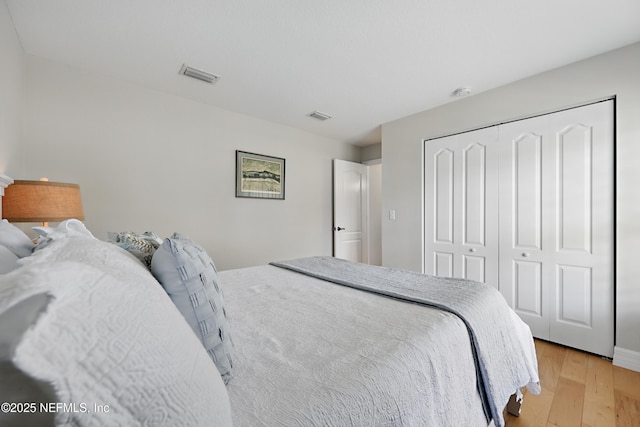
[[1, 230, 233, 427], [0, 219, 34, 258], [0, 245, 20, 274], [32, 218, 93, 251], [0, 293, 55, 427]]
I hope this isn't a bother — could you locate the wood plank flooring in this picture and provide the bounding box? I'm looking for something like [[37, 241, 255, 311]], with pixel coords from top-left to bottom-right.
[[504, 339, 640, 427]]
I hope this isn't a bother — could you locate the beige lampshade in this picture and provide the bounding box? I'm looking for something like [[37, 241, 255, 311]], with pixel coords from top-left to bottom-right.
[[2, 179, 85, 223]]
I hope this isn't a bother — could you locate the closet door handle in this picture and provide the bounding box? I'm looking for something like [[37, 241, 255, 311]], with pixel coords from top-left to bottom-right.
[[469, 248, 476, 253], [522, 252, 530, 258]]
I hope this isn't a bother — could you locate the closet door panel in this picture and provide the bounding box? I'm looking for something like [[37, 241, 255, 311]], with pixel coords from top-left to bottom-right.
[[556, 264, 592, 327], [513, 260, 543, 314], [425, 128, 498, 286], [434, 149, 454, 244], [557, 124, 592, 253], [426, 136, 457, 278], [463, 143, 486, 247], [464, 255, 486, 283], [461, 141, 492, 283], [513, 133, 543, 250], [499, 114, 550, 338], [547, 101, 613, 357], [434, 252, 453, 277]]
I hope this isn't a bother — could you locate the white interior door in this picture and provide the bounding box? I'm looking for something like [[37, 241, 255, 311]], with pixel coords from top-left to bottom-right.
[[424, 127, 499, 286], [333, 159, 368, 263], [499, 101, 614, 357]]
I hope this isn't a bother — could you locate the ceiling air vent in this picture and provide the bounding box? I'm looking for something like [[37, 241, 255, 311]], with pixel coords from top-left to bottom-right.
[[179, 64, 220, 84], [308, 111, 332, 121], [451, 87, 472, 97]]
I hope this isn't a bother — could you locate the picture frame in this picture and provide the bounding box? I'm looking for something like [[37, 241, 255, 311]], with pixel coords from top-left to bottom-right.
[[235, 150, 286, 200]]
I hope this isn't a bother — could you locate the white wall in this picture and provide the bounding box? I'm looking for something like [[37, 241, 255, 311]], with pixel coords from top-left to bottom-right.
[[0, 0, 23, 175], [365, 160, 382, 266], [18, 55, 360, 270], [382, 42, 640, 358], [361, 143, 381, 162]]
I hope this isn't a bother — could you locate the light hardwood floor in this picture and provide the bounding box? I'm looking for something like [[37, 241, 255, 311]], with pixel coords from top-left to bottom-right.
[[504, 339, 640, 427]]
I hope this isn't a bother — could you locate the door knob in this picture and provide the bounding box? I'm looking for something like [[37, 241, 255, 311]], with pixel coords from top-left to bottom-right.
[[469, 248, 476, 253], [335, 227, 345, 231], [522, 252, 530, 258]]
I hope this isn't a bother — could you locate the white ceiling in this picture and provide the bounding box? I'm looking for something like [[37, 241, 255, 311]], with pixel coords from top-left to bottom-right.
[[6, 0, 640, 146]]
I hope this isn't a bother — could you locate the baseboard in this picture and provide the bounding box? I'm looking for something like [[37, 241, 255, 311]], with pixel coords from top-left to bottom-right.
[[613, 346, 640, 372]]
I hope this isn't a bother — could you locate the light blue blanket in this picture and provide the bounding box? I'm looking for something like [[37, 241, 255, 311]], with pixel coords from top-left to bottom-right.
[[270, 256, 540, 427]]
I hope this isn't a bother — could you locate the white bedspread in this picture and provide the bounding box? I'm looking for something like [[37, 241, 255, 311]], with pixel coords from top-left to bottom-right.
[[271, 256, 541, 427], [221, 265, 502, 427]]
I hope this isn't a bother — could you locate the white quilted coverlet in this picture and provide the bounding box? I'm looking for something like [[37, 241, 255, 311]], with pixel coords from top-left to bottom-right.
[[0, 226, 232, 426], [221, 265, 493, 427]]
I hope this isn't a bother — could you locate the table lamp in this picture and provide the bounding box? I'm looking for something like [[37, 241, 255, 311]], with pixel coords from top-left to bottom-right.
[[2, 178, 85, 226]]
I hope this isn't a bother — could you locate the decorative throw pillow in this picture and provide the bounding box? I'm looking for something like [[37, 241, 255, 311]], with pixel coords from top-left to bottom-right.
[[0, 219, 34, 258], [151, 233, 234, 384], [108, 231, 163, 269]]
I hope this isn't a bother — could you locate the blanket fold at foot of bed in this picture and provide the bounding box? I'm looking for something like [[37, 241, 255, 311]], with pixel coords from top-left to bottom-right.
[[271, 256, 541, 427]]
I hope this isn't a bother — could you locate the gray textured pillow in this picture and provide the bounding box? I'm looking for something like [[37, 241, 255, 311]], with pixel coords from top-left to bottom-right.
[[0, 220, 34, 258], [108, 231, 163, 269], [151, 233, 234, 384]]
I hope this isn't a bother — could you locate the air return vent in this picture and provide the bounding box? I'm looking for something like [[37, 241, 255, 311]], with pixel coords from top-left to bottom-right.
[[179, 64, 220, 84], [308, 111, 332, 121]]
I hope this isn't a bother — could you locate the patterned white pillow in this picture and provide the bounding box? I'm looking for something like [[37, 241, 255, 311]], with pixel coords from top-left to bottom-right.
[[0, 229, 233, 427], [151, 233, 234, 384]]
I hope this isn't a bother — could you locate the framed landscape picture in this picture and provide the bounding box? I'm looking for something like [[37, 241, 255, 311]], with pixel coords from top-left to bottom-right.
[[235, 150, 285, 200]]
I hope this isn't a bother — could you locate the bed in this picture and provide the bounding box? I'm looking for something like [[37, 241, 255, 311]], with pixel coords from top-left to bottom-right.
[[0, 218, 540, 427]]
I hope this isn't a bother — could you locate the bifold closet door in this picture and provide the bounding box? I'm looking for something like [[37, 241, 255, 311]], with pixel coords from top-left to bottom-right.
[[498, 101, 614, 357], [424, 127, 499, 287]]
